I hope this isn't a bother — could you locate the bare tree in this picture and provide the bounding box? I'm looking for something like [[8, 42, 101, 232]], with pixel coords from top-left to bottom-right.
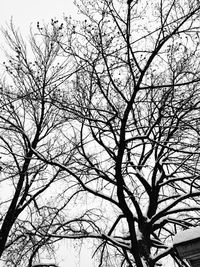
[[2, 1, 200, 266], [0, 21, 76, 267], [29, 1, 200, 267]]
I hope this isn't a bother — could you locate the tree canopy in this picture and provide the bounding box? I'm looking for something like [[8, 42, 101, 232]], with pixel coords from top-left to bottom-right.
[[1, 0, 200, 266]]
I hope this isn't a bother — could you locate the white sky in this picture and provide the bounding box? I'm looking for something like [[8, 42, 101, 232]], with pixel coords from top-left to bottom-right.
[[0, 0, 78, 31], [0, 1, 94, 267]]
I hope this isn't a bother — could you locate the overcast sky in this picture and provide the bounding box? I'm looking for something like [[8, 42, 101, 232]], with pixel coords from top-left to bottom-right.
[[0, 0, 77, 31], [0, 1, 94, 267]]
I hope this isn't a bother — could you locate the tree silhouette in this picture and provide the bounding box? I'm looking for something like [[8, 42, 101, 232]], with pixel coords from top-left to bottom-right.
[[33, 1, 200, 266], [0, 21, 75, 267], [2, 0, 200, 266]]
